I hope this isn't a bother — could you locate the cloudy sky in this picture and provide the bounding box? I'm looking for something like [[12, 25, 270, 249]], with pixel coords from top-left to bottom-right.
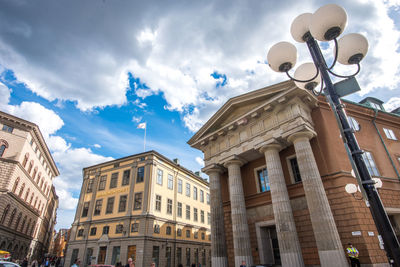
[[1, 0, 399, 230]]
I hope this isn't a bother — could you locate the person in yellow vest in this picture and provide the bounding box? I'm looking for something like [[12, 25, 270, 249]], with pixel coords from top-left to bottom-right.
[[346, 243, 360, 267]]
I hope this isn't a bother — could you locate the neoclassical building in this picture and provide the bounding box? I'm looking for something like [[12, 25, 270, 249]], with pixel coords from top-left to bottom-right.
[[0, 111, 59, 260], [188, 80, 400, 267]]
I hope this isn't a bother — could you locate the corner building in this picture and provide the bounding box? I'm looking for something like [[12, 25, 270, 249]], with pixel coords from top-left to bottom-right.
[[65, 151, 211, 267], [188, 81, 400, 267]]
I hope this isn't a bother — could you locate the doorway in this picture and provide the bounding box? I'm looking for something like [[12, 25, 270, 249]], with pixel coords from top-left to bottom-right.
[[127, 245, 136, 262], [257, 225, 281, 265], [98, 246, 107, 264]]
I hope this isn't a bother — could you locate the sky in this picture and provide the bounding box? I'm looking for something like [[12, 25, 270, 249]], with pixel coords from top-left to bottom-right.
[[0, 0, 400, 230]]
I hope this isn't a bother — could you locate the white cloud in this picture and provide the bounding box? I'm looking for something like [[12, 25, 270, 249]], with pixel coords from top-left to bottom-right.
[[132, 116, 142, 123], [195, 156, 204, 167], [384, 97, 400, 111], [94, 143, 101, 148]]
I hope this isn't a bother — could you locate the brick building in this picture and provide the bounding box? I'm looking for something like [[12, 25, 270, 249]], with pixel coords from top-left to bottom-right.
[[188, 80, 400, 267]]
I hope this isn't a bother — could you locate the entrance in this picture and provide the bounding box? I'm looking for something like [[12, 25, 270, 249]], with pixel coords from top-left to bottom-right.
[[98, 247, 107, 264], [259, 226, 281, 265], [127, 245, 136, 262]]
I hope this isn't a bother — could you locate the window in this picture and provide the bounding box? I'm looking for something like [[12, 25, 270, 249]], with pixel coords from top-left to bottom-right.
[[25, 188, 30, 201], [186, 205, 190, 220], [166, 226, 172, 235], [257, 168, 270, 192], [167, 174, 173, 189], [186, 248, 191, 266], [90, 227, 97, 236], [383, 128, 397, 140], [19, 183, 25, 197], [290, 158, 302, 183], [348, 116, 360, 131], [8, 209, 16, 227], [77, 229, 84, 237], [177, 229, 182, 237], [0, 144, 6, 157], [103, 226, 109, 234], [2, 124, 13, 133], [152, 246, 160, 267], [131, 222, 139, 232], [362, 151, 380, 176], [201, 232, 205, 240], [186, 229, 191, 238], [207, 212, 210, 225], [110, 173, 118, 188], [167, 199, 173, 214], [177, 247, 182, 265], [194, 232, 198, 239], [155, 195, 162, 212], [200, 190, 204, 202], [370, 102, 381, 110], [194, 208, 198, 222], [193, 186, 198, 200], [32, 167, 37, 180], [186, 183, 191, 197], [94, 199, 103, 216], [22, 153, 29, 168], [87, 179, 94, 193], [122, 170, 130, 186], [28, 161, 33, 174], [134, 192, 142, 210], [157, 169, 163, 185], [71, 249, 79, 267], [106, 197, 114, 214], [154, 224, 160, 233], [118, 195, 127, 212], [1, 204, 10, 224], [201, 210, 205, 223], [82, 202, 89, 217], [115, 224, 123, 234], [12, 177, 19, 193], [177, 202, 182, 217], [98, 175, 107, 191], [137, 166, 144, 182], [206, 193, 210, 205], [178, 179, 182, 193]]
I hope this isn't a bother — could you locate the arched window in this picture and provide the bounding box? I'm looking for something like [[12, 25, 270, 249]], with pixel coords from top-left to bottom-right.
[[0, 204, 10, 224], [37, 178, 41, 188], [44, 183, 48, 194], [26, 219, 31, 234], [30, 193, 34, 205], [12, 177, 20, 193], [40, 179, 44, 189], [30, 223, 35, 236], [32, 167, 38, 180], [0, 139, 8, 158], [27, 160, 33, 174], [8, 209, 16, 227], [18, 183, 25, 197], [37, 172, 41, 184], [34, 197, 38, 209], [25, 188, 30, 201], [22, 153, 29, 168], [20, 215, 27, 232], [14, 213, 22, 230]]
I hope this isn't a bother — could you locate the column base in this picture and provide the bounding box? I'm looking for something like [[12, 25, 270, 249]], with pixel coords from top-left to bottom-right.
[[211, 257, 228, 267], [235, 255, 253, 267], [318, 249, 348, 267], [281, 251, 305, 267]]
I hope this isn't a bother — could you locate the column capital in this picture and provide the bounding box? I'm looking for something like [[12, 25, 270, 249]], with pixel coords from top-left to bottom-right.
[[202, 164, 225, 175], [259, 143, 282, 154], [287, 130, 316, 144], [222, 155, 246, 168]]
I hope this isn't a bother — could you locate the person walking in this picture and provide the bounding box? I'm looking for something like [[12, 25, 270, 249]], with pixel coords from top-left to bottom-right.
[[346, 243, 361, 267], [240, 260, 247, 267], [71, 259, 80, 267], [150, 262, 155, 267], [125, 258, 135, 267]]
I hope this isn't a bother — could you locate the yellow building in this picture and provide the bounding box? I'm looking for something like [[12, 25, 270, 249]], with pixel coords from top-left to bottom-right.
[[65, 151, 211, 267]]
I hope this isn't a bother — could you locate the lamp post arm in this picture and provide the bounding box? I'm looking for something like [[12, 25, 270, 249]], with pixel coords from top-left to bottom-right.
[[305, 35, 400, 267]]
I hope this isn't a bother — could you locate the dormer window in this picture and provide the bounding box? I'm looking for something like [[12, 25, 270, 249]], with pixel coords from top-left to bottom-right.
[[370, 102, 381, 110]]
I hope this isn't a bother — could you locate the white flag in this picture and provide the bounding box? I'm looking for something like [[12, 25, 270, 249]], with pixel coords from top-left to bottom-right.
[[137, 122, 146, 129]]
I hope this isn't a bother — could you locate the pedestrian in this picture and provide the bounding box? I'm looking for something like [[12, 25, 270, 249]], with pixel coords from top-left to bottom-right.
[[21, 257, 28, 267], [150, 262, 155, 267], [115, 262, 122, 267], [32, 259, 38, 267], [240, 260, 247, 267], [71, 258, 80, 267], [346, 243, 360, 267], [55, 258, 61, 267], [178, 264, 183, 267], [125, 258, 135, 267]]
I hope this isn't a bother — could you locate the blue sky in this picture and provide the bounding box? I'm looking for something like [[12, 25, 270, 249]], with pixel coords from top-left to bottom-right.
[[0, 0, 399, 230]]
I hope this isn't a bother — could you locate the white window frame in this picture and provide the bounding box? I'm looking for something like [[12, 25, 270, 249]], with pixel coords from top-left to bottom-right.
[[200, 190, 204, 203], [167, 174, 173, 190], [178, 179, 183, 194], [157, 169, 163, 185], [362, 151, 380, 177], [347, 116, 360, 131], [383, 128, 397, 140], [186, 183, 191, 197], [253, 165, 270, 193], [193, 186, 197, 200]]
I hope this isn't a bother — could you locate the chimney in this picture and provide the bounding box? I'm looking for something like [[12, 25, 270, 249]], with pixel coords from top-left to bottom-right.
[[173, 158, 179, 164], [194, 171, 200, 176]]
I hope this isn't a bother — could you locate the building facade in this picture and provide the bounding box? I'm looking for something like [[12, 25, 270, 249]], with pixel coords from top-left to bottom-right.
[[65, 151, 211, 267], [0, 111, 60, 261], [188, 80, 400, 267], [51, 228, 71, 257]]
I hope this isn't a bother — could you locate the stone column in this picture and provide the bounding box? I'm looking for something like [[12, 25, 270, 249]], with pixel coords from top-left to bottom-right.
[[224, 157, 253, 267], [202, 164, 229, 267], [260, 144, 304, 267], [288, 132, 348, 267]]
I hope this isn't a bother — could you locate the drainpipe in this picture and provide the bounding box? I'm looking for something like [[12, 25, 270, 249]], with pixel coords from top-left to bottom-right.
[[372, 108, 400, 179]]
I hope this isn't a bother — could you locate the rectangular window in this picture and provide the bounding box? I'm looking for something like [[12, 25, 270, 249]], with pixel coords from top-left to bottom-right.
[[178, 179, 182, 193], [118, 195, 127, 212], [110, 173, 118, 189], [155, 195, 161, 212], [186, 248, 191, 266], [90, 227, 97, 236], [111, 246, 120, 266], [131, 222, 139, 232], [134, 192, 143, 210], [206, 193, 210, 205], [194, 232, 198, 239], [290, 158, 302, 183], [370, 102, 381, 110], [106, 197, 115, 214], [193, 186, 197, 200], [115, 224, 123, 234], [200, 190, 204, 202], [167, 199, 173, 214], [157, 169, 163, 185], [207, 212, 210, 225], [257, 168, 270, 192], [186, 205, 190, 220], [122, 170, 130, 186], [194, 208, 198, 221], [186, 183, 191, 197], [102, 226, 109, 234], [86, 179, 94, 193], [81, 202, 89, 217], [77, 229, 84, 237], [362, 151, 380, 176], [177, 247, 182, 265], [71, 249, 79, 267], [167, 174, 173, 189], [99, 175, 107, 191], [384, 128, 397, 140], [2, 124, 13, 133], [201, 210, 205, 223], [177, 202, 182, 217], [94, 199, 102, 216], [137, 166, 144, 183]]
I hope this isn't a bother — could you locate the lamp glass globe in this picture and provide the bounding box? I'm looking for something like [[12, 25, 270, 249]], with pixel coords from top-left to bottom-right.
[[267, 42, 297, 72], [293, 62, 321, 90], [345, 183, 358, 194], [337, 33, 369, 65], [372, 178, 383, 189], [291, 13, 312, 43], [310, 4, 347, 41]]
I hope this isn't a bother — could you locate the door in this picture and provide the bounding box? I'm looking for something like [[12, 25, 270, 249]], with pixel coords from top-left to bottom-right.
[[259, 226, 281, 265], [127, 245, 136, 262], [98, 246, 107, 264]]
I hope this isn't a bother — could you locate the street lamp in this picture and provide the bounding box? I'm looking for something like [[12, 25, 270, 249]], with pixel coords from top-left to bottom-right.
[[267, 3, 400, 266]]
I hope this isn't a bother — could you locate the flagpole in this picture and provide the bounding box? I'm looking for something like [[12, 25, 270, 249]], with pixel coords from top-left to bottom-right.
[[144, 125, 146, 152]]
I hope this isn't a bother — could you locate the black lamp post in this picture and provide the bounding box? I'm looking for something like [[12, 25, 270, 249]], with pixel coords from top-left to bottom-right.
[[267, 4, 400, 266]]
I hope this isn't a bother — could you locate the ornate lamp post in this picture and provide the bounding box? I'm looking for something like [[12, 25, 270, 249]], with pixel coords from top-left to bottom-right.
[[267, 4, 400, 266]]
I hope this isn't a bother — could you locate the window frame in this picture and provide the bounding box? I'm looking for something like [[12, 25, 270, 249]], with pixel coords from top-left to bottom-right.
[[122, 169, 130, 186], [178, 179, 183, 194], [254, 166, 270, 193], [110, 173, 118, 189], [94, 199, 103, 216], [134, 192, 143, 210], [177, 202, 182, 217], [347, 116, 360, 132], [118, 195, 127, 212], [81, 202, 90, 217], [136, 166, 145, 183], [157, 169, 163, 185], [186, 205, 190, 220], [186, 183, 191, 197], [167, 199, 173, 214], [362, 151, 380, 177], [90, 227, 97, 236], [167, 174, 173, 190], [383, 128, 397, 140], [106, 197, 115, 214], [98, 175, 107, 191], [155, 195, 162, 212]]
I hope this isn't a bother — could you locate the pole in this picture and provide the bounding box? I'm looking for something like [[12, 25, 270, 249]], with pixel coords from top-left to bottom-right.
[[305, 35, 400, 266], [144, 125, 146, 152]]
